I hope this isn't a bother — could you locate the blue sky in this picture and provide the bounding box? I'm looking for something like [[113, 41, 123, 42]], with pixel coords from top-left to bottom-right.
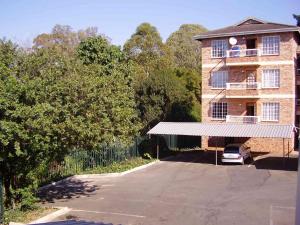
[[0, 0, 299, 47]]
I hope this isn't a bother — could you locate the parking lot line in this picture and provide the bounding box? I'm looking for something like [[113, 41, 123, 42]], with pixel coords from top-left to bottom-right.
[[71, 209, 146, 218]]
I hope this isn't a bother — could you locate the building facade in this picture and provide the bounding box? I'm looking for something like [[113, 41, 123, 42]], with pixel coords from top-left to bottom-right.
[[195, 17, 300, 153]]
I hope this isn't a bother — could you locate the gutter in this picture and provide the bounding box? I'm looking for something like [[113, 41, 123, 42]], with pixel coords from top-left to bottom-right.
[[193, 28, 300, 40]]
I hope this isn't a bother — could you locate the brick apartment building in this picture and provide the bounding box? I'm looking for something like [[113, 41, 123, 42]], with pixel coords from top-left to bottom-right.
[[194, 17, 300, 152]]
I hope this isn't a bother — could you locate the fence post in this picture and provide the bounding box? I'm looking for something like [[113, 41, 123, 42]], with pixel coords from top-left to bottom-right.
[[135, 137, 138, 157], [0, 175, 3, 224]]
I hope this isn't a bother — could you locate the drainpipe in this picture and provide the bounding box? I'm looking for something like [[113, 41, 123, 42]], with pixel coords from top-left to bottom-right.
[[295, 135, 300, 225]]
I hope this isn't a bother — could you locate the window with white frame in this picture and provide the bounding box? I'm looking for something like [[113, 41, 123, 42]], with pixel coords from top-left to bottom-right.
[[262, 69, 280, 88], [262, 36, 280, 55], [262, 102, 279, 121], [211, 40, 228, 58], [211, 102, 228, 119], [211, 71, 228, 88]]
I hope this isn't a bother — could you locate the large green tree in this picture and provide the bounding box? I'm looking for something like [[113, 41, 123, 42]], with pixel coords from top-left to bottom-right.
[[0, 35, 140, 208], [166, 24, 207, 71], [123, 23, 172, 75], [135, 68, 197, 134], [33, 24, 98, 55]]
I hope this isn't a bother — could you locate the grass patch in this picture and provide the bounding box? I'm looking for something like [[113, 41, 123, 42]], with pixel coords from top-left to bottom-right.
[[4, 207, 56, 224], [79, 157, 156, 174]]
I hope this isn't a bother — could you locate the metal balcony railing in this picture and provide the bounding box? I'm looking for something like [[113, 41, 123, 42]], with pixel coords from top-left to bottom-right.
[[226, 82, 261, 90], [226, 49, 261, 58], [226, 115, 261, 124]]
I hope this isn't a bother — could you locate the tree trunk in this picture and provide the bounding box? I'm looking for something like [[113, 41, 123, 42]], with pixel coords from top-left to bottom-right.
[[3, 175, 13, 208]]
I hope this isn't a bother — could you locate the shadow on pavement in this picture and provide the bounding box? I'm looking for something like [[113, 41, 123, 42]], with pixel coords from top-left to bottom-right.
[[38, 178, 99, 203], [254, 156, 298, 171], [160, 150, 223, 165], [161, 150, 298, 171], [31, 220, 118, 225]]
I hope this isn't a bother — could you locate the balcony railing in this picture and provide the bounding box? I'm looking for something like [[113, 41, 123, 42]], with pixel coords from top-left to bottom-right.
[[226, 49, 261, 58], [226, 82, 261, 90], [226, 115, 260, 124]]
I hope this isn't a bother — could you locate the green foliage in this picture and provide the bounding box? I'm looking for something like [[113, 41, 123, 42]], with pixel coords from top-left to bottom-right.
[[143, 153, 152, 159], [79, 157, 154, 174], [4, 207, 54, 224], [166, 24, 207, 71], [124, 22, 204, 133], [123, 23, 173, 74], [77, 36, 125, 68], [13, 187, 38, 211], [135, 69, 189, 132], [0, 20, 207, 211], [33, 24, 98, 55], [0, 34, 140, 209]]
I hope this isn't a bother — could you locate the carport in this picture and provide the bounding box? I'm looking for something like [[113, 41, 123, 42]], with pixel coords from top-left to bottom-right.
[[147, 122, 295, 165]]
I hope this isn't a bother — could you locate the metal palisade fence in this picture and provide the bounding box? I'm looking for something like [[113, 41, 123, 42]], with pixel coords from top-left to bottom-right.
[[0, 176, 2, 224], [39, 136, 146, 185]]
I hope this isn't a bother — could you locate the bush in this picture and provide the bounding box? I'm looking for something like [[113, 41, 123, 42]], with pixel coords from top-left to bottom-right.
[[13, 187, 38, 211]]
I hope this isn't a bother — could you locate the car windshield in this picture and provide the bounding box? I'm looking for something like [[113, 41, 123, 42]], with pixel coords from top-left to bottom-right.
[[224, 146, 239, 154]]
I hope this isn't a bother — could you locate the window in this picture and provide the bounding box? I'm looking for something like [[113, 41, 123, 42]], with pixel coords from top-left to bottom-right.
[[262, 69, 280, 88], [211, 71, 228, 88], [211, 102, 228, 119], [262, 36, 280, 55], [262, 103, 279, 121], [211, 40, 228, 58]]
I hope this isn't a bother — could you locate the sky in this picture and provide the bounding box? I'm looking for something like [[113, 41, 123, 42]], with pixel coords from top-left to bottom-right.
[[0, 0, 300, 47]]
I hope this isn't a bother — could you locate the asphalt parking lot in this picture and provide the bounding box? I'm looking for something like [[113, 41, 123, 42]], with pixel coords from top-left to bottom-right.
[[39, 151, 298, 225]]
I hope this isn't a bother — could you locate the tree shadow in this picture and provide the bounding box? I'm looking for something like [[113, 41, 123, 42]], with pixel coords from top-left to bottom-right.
[[38, 178, 99, 203], [30, 220, 119, 225]]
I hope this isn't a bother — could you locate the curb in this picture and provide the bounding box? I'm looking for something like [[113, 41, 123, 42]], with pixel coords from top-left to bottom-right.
[[8, 207, 71, 225], [29, 207, 71, 224], [39, 160, 159, 189], [72, 160, 159, 178], [119, 160, 159, 175]]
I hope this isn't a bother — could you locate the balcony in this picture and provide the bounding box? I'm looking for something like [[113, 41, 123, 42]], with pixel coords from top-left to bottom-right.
[[225, 49, 261, 66], [226, 115, 261, 124], [225, 82, 261, 98]]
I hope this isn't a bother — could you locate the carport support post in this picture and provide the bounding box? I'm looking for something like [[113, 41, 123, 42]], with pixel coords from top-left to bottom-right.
[[156, 136, 159, 160], [215, 137, 218, 166], [282, 138, 286, 168]]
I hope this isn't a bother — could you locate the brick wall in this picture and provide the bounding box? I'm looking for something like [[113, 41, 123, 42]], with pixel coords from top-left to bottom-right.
[[201, 136, 294, 153], [201, 32, 296, 65], [200, 31, 298, 153]]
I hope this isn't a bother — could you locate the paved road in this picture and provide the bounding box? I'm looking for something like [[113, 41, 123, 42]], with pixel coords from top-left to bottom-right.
[[39, 151, 297, 225]]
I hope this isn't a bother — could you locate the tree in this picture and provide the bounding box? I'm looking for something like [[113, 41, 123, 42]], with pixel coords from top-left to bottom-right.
[[293, 14, 300, 26], [33, 25, 98, 55], [0, 36, 141, 208], [77, 36, 125, 73], [123, 23, 172, 74], [135, 68, 196, 133], [166, 24, 207, 71]]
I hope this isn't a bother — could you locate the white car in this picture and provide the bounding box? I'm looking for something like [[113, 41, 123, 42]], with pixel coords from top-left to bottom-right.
[[222, 144, 251, 165]]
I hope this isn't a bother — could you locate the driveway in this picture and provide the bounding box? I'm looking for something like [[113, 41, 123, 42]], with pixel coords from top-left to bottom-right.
[[39, 151, 298, 225]]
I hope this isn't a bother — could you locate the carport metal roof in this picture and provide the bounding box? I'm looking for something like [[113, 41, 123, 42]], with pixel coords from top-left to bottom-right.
[[147, 122, 294, 138]]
